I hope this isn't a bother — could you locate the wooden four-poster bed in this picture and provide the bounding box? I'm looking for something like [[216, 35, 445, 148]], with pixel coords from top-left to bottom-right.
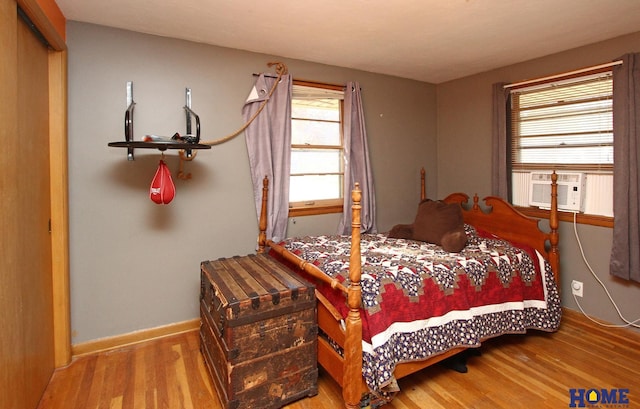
[[257, 170, 561, 408]]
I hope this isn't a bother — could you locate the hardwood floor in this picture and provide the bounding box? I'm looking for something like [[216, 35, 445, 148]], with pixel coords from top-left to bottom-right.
[[37, 309, 640, 409]]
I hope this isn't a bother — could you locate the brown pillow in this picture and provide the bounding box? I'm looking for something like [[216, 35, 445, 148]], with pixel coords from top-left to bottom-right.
[[440, 228, 467, 253], [387, 223, 414, 239], [412, 199, 467, 252]]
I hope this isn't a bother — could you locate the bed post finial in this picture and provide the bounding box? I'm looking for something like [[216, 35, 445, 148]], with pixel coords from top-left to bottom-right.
[[257, 176, 269, 253], [420, 167, 426, 201], [549, 171, 560, 287], [344, 182, 363, 409]]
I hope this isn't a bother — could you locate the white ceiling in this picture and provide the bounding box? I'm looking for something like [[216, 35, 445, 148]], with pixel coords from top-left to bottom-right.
[[56, 0, 640, 84]]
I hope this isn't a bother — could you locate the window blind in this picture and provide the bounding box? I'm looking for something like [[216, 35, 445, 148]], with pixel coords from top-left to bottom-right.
[[509, 70, 613, 170]]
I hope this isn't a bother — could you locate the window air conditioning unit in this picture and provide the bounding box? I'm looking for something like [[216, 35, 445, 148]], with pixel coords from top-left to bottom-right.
[[529, 172, 586, 212]]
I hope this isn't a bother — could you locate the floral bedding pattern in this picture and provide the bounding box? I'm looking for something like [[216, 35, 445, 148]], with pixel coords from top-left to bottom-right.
[[280, 225, 562, 394]]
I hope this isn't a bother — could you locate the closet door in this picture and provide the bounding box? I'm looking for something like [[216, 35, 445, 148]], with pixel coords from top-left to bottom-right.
[[0, 2, 55, 408]]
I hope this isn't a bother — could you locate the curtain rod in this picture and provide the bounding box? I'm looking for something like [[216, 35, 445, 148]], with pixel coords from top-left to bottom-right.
[[503, 60, 623, 89], [253, 73, 345, 89]]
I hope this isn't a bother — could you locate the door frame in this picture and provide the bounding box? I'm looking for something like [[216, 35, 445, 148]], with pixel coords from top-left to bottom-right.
[[17, 0, 70, 367]]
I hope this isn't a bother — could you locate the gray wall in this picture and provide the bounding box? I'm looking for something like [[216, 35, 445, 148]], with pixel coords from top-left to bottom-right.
[[68, 21, 640, 344], [436, 31, 640, 330], [67, 22, 436, 344]]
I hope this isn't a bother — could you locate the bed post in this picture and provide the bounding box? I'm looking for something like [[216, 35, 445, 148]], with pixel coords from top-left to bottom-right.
[[549, 171, 560, 287], [420, 167, 426, 201], [343, 183, 363, 409], [257, 176, 269, 253]]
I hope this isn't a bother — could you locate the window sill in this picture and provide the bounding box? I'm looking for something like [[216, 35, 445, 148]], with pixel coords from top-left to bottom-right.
[[514, 206, 613, 228], [289, 204, 343, 217]]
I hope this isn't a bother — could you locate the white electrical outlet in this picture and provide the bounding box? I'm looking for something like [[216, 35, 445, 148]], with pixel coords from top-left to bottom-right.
[[571, 280, 583, 297]]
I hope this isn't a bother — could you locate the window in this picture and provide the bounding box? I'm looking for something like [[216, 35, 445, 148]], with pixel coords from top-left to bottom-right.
[[289, 81, 345, 216], [509, 68, 614, 219]]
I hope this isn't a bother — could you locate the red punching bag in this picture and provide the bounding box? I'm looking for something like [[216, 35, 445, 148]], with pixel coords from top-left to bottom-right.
[[150, 159, 176, 204]]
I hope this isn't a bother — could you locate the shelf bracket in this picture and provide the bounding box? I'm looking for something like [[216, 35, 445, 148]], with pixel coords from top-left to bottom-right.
[[183, 87, 201, 159], [125, 81, 136, 160]]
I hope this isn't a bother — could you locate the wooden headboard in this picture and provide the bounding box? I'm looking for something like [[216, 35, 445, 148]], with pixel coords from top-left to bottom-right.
[[419, 168, 560, 287]]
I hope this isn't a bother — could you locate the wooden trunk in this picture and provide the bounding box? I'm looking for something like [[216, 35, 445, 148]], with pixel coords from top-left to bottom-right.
[[200, 254, 318, 409]]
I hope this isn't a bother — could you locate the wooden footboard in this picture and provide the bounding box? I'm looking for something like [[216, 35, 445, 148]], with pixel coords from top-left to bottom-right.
[[257, 170, 560, 409], [257, 177, 367, 408]]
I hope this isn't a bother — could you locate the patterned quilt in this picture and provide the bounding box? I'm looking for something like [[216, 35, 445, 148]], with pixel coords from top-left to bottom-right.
[[279, 225, 562, 394]]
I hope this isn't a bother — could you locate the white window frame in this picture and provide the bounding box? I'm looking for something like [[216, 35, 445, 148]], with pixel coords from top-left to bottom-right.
[[508, 68, 614, 223], [289, 80, 345, 217]]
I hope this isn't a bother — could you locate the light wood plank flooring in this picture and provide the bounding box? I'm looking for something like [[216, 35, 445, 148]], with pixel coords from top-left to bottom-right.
[[37, 309, 640, 409]]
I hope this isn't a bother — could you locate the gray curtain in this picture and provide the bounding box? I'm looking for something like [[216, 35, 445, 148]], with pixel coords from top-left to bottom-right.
[[610, 53, 640, 282], [491, 82, 510, 199], [338, 82, 377, 234], [244, 73, 292, 242]]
